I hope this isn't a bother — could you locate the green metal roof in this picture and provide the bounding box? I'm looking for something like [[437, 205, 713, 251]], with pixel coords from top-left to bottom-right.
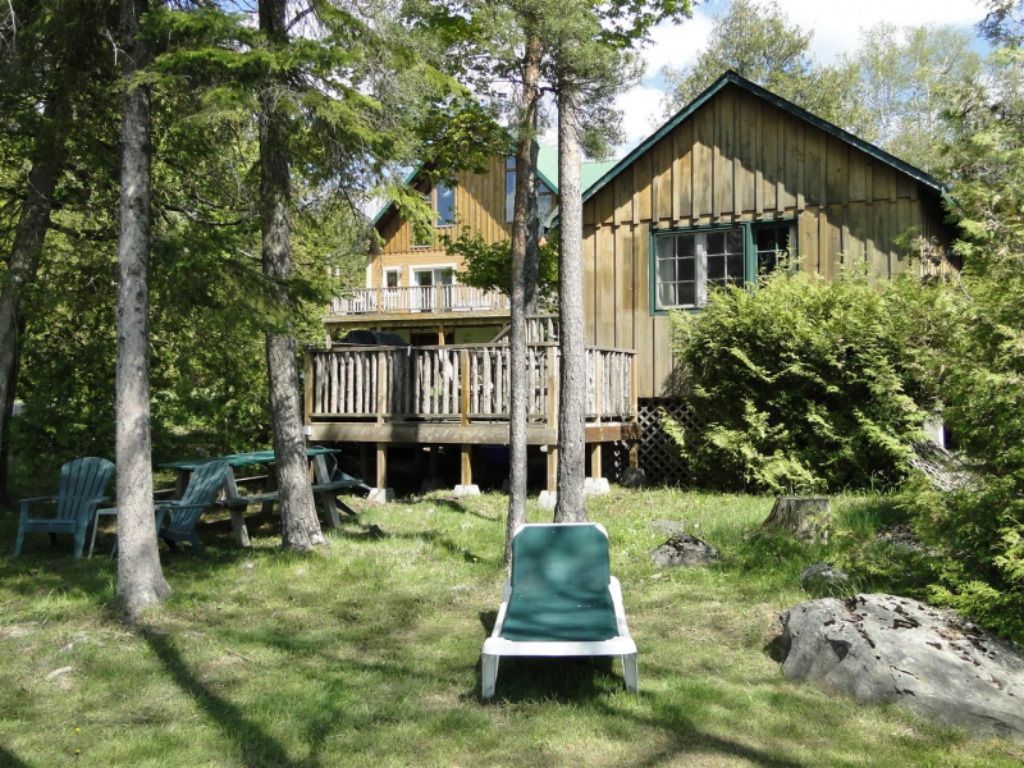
[[535, 143, 619, 193], [581, 70, 944, 207]]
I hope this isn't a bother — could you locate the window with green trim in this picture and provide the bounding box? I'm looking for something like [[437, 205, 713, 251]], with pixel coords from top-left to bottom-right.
[[653, 221, 796, 311], [655, 227, 744, 309]]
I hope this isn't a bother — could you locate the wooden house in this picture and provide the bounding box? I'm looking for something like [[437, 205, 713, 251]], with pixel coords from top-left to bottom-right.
[[306, 71, 953, 489]]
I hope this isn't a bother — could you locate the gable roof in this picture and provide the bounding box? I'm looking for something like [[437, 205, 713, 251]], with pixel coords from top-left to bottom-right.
[[371, 145, 620, 230], [581, 70, 944, 207]]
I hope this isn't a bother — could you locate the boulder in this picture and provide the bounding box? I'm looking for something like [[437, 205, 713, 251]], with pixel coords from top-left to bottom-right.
[[768, 594, 1024, 742], [651, 533, 719, 568], [799, 563, 850, 593]]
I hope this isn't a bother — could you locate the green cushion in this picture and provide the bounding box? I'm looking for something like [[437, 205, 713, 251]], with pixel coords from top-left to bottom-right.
[[500, 525, 619, 642]]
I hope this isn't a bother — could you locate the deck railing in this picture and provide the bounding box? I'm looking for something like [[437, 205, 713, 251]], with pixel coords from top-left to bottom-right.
[[305, 342, 636, 424], [329, 285, 511, 316]]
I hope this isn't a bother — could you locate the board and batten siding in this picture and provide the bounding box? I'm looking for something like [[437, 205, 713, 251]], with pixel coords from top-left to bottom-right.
[[370, 155, 511, 288], [582, 84, 950, 399]]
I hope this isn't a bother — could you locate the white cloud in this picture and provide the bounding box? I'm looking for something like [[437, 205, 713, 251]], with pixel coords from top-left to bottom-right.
[[610, 0, 988, 154]]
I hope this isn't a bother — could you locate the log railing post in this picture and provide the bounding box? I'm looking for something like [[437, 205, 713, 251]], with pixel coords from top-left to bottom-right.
[[460, 349, 470, 427], [594, 351, 603, 422], [376, 349, 387, 424], [304, 349, 314, 423]]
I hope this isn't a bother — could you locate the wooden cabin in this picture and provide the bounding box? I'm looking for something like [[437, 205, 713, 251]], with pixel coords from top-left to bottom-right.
[[308, 71, 953, 488]]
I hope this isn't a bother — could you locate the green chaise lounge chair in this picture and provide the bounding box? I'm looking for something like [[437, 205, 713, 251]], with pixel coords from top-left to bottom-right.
[[14, 457, 115, 559], [481, 522, 638, 699]]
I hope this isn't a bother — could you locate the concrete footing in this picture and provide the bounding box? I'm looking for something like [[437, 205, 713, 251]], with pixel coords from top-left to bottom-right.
[[367, 487, 394, 505], [453, 484, 481, 498], [583, 477, 610, 496], [538, 490, 557, 511]]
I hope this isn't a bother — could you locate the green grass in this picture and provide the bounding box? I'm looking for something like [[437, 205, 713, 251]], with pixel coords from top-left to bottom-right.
[[0, 489, 1020, 767]]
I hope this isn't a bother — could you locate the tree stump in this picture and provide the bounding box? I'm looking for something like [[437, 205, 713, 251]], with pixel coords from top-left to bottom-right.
[[761, 496, 833, 545]]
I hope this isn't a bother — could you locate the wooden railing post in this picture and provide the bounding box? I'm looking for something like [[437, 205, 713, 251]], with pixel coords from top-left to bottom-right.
[[376, 350, 387, 424], [460, 350, 470, 427], [546, 344, 559, 493], [304, 349, 314, 423], [594, 351, 603, 422]]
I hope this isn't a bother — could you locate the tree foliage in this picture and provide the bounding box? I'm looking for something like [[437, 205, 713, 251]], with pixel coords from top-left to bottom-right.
[[445, 228, 559, 306], [662, 0, 860, 126]]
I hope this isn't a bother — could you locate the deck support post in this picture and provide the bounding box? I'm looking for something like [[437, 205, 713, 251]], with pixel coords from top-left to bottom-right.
[[375, 443, 387, 489], [590, 443, 602, 480], [460, 445, 473, 485], [629, 442, 639, 470], [546, 447, 558, 492]]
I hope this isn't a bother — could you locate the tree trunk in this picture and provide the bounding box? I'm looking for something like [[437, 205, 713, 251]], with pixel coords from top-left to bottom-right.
[[505, 32, 543, 564], [554, 88, 586, 523], [115, 0, 171, 621], [761, 496, 833, 545], [259, 0, 324, 551], [0, 93, 69, 501]]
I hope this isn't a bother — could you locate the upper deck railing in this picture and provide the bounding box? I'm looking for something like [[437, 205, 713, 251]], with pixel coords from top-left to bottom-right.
[[329, 285, 510, 316]]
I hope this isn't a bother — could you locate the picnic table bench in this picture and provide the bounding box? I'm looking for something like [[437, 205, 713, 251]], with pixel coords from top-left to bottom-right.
[[160, 447, 370, 548]]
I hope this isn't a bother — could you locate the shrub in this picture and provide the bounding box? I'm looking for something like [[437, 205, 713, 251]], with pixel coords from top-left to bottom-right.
[[668, 268, 959, 493]]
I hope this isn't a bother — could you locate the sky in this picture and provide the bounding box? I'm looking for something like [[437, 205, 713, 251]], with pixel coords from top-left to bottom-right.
[[589, 0, 990, 153]]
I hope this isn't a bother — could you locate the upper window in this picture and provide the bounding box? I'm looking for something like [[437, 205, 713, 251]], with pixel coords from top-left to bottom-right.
[[537, 182, 555, 224], [655, 227, 744, 310], [435, 184, 455, 227], [505, 157, 516, 223]]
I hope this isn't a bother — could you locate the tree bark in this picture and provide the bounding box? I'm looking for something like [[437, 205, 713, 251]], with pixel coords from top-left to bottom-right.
[[116, 0, 171, 620], [505, 32, 542, 564], [258, 0, 324, 551], [0, 93, 69, 501], [554, 88, 587, 523]]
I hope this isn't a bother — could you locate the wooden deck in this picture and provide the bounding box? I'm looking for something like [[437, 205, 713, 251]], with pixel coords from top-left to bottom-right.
[[303, 342, 638, 489]]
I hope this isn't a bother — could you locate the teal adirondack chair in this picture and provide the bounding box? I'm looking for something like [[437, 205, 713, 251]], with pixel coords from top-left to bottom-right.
[[156, 460, 229, 555], [481, 523, 638, 699], [14, 457, 115, 559]]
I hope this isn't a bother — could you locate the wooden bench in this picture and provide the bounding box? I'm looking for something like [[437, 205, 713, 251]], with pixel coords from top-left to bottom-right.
[[217, 473, 370, 546]]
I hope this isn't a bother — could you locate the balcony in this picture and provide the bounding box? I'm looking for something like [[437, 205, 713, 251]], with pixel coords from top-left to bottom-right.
[[327, 285, 510, 319]]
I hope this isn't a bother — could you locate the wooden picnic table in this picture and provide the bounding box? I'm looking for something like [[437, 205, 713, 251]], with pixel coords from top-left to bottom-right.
[[159, 446, 369, 547]]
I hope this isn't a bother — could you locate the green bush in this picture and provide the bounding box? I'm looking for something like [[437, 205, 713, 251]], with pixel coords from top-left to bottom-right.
[[668, 268, 959, 493]]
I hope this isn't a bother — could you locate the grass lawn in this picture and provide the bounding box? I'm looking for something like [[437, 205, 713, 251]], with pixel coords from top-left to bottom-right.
[[1, 488, 1021, 767]]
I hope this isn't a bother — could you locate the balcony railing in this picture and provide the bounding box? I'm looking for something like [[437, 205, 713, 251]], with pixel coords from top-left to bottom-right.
[[329, 285, 511, 316], [305, 342, 636, 424]]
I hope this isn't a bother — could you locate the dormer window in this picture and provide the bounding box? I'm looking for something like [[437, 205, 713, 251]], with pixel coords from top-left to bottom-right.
[[435, 184, 455, 227]]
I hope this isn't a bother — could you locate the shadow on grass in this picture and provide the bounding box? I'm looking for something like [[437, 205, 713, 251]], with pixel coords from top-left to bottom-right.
[[426, 496, 501, 522], [141, 628, 314, 768], [0, 743, 34, 768]]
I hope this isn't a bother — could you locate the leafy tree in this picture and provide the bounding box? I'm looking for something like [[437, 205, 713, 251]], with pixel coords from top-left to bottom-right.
[[0, 0, 120, 500], [840, 24, 984, 173], [662, 0, 859, 126], [901, 3, 1024, 641], [445, 228, 559, 306]]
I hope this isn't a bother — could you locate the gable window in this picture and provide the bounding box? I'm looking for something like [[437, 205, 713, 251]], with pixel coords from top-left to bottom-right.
[[537, 181, 555, 224], [655, 227, 744, 310], [435, 184, 455, 227]]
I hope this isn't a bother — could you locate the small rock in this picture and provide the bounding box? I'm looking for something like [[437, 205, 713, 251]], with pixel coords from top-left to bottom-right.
[[800, 563, 851, 594], [651, 533, 719, 568], [619, 467, 647, 488]]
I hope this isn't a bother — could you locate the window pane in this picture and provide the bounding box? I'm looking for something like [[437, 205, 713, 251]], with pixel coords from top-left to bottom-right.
[[658, 257, 676, 283], [436, 185, 455, 226], [385, 271, 399, 288], [706, 231, 724, 254], [707, 254, 725, 281], [658, 283, 676, 308], [727, 254, 744, 281], [677, 281, 695, 307], [678, 256, 695, 281], [726, 228, 744, 254], [505, 158, 516, 223]]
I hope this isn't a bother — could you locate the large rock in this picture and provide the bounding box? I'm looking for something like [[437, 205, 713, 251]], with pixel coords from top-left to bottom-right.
[[768, 594, 1024, 742], [799, 563, 850, 594], [651, 533, 719, 567]]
